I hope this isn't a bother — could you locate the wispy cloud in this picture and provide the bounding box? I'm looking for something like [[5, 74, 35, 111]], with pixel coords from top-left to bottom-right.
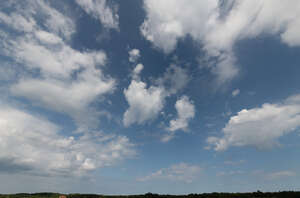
[[137, 163, 202, 183]]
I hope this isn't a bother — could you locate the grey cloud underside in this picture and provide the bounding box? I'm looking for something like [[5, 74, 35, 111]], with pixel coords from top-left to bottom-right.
[[0, 157, 33, 174]]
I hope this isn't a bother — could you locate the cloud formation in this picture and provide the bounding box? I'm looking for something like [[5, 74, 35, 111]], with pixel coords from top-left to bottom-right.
[[123, 64, 190, 127], [0, 1, 116, 128], [207, 94, 300, 151], [123, 64, 165, 127], [137, 163, 201, 183], [141, 0, 300, 83], [0, 0, 134, 178], [0, 103, 135, 177], [75, 0, 119, 29], [163, 96, 195, 142], [128, 48, 141, 63]]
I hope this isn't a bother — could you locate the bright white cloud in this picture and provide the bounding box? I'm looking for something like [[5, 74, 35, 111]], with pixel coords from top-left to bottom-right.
[[169, 96, 195, 132], [0, 1, 135, 179], [123, 65, 165, 127], [0, 2, 116, 128], [8, 34, 107, 78], [207, 94, 300, 151], [128, 48, 141, 63], [141, 0, 218, 53], [11, 69, 115, 125], [141, 0, 300, 83], [123, 64, 190, 127], [0, 103, 135, 176], [137, 163, 201, 183], [163, 96, 195, 142], [75, 0, 119, 29]]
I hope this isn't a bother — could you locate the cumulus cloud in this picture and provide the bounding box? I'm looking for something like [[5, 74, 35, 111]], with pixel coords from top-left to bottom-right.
[[207, 94, 300, 151], [0, 1, 136, 179], [0, 1, 116, 128], [123, 64, 190, 127], [0, 103, 135, 177], [75, 0, 119, 29], [141, 0, 300, 83], [163, 96, 195, 142], [137, 163, 201, 183], [168, 96, 195, 131], [128, 48, 141, 63], [141, 0, 218, 53], [123, 64, 165, 127]]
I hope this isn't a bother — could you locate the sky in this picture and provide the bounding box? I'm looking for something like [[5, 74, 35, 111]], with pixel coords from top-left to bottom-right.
[[0, 0, 300, 195]]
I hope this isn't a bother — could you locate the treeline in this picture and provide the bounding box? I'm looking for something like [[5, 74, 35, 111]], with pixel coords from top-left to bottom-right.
[[1, 191, 300, 198]]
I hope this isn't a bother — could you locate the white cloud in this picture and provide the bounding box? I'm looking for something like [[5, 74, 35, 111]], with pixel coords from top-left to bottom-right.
[[137, 163, 201, 183], [0, 2, 116, 128], [163, 96, 195, 142], [11, 69, 115, 126], [8, 34, 107, 78], [0, 0, 136, 180], [207, 94, 300, 151], [0, 1, 74, 39], [132, 63, 144, 80], [141, 0, 218, 53], [75, 0, 119, 30], [34, 30, 63, 45], [169, 96, 195, 131], [232, 89, 240, 97], [0, 12, 36, 33], [29, 0, 75, 39], [141, 0, 300, 83], [123, 65, 165, 127], [123, 64, 190, 127], [0, 103, 135, 177], [128, 48, 141, 63]]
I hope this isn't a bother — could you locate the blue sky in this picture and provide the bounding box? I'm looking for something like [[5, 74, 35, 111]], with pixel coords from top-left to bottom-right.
[[1, 0, 300, 194]]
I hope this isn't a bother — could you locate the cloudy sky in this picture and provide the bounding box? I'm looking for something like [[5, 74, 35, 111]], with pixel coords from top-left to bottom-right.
[[0, 0, 300, 194]]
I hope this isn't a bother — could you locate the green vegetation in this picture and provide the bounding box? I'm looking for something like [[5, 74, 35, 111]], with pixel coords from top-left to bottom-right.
[[1, 192, 300, 198]]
